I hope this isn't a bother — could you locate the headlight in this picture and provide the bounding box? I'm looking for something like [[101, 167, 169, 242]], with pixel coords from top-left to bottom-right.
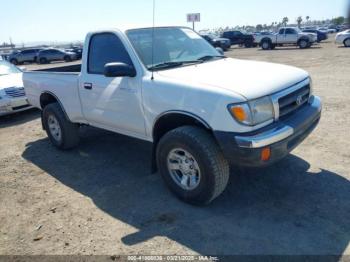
[[228, 96, 274, 126]]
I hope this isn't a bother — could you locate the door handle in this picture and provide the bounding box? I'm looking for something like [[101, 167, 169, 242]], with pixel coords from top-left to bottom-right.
[[83, 83, 92, 90]]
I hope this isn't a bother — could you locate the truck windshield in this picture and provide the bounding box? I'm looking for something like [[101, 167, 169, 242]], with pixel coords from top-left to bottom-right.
[[0, 61, 21, 76], [126, 27, 223, 71]]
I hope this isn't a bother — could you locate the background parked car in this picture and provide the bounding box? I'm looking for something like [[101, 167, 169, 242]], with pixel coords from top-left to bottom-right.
[[0, 60, 33, 116], [335, 29, 350, 47], [37, 49, 77, 64], [318, 27, 336, 34], [221, 30, 256, 48], [9, 49, 42, 65], [303, 29, 328, 42], [200, 34, 231, 51], [65, 46, 83, 59]]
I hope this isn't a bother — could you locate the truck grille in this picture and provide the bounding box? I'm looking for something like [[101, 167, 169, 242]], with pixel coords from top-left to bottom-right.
[[278, 84, 310, 119], [4, 87, 26, 98]]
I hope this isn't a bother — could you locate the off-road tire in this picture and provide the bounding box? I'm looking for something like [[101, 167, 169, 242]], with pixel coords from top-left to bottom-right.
[[156, 126, 230, 205], [42, 103, 80, 150]]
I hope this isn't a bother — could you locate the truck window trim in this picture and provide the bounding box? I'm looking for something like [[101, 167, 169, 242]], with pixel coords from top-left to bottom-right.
[[87, 32, 135, 75]]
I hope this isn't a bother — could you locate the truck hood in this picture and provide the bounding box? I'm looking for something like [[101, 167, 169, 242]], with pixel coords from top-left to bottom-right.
[[156, 58, 309, 100], [0, 73, 23, 90]]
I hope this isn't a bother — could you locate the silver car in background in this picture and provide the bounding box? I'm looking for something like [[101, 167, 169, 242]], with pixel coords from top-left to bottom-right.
[[0, 60, 33, 116], [37, 49, 77, 64], [9, 49, 42, 65]]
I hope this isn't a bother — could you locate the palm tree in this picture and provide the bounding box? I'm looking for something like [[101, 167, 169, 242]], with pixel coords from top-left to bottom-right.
[[297, 16, 303, 28], [282, 17, 289, 26], [306, 16, 310, 25]]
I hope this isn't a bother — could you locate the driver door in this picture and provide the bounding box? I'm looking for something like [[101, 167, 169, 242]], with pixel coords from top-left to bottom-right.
[[277, 29, 287, 43], [285, 28, 298, 43], [79, 32, 146, 138]]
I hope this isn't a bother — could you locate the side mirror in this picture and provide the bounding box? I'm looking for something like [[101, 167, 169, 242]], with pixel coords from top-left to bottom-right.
[[18, 66, 27, 71], [104, 62, 136, 78], [215, 47, 224, 55]]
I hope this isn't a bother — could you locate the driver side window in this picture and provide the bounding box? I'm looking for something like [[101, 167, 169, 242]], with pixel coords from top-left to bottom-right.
[[285, 29, 296, 34], [88, 33, 133, 75]]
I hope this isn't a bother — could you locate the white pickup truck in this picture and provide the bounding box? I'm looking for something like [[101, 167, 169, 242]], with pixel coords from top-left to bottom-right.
[[24, 26, 322, 205], [255, 27, 318, 50]]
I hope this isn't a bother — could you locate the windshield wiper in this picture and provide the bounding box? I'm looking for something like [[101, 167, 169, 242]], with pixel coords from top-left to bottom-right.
[[149, 60, 202, 71], [148, 56, 225, 71], [197, 55, 226, 62]]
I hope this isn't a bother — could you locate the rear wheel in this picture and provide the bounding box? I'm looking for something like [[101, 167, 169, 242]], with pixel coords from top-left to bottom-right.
[[298, 39, 309, 49], [42, 103, 80, 150], [261, 40, 271, 50], [344, 38, 350, 47], [157, 126, 230, 205]]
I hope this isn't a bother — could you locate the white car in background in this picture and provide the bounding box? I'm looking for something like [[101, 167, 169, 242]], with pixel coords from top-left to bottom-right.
[[318, 27, 336, 34], [254, 27, 317, 50], [0, 60, 33, 116], [335, 29, 350, 47]]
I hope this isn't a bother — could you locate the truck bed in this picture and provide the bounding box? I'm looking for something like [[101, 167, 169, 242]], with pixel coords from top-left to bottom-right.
[[23, 65, 86, 123]]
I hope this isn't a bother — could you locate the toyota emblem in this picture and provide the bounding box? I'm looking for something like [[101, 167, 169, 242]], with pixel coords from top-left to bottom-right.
[[296, 95, 303, 105]]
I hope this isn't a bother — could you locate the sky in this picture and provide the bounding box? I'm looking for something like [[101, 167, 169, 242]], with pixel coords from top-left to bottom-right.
[[0, 0, 348, 44]]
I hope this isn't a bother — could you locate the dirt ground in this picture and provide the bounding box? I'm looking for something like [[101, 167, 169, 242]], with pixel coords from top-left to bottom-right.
[[0, 40, 349, 257]]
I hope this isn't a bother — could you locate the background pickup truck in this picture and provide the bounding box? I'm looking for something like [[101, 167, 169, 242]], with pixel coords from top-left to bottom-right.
[[221, 30, 256, 48], [255, 27, 318, 50], [24, 26, 322, 205]]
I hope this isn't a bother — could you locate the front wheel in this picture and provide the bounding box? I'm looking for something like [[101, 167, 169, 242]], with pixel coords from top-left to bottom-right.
[[156, 126, 230, 205], [344, 38, 350, 47], [42, 103, 80, 150]]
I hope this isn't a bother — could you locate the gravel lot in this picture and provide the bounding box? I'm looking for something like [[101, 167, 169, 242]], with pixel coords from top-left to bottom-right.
[[0, 40, 349, 257]]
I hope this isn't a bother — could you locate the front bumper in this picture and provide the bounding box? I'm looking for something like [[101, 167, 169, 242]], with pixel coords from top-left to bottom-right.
[[0, 96, 34, 116], [214, 96, 322, 167]]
